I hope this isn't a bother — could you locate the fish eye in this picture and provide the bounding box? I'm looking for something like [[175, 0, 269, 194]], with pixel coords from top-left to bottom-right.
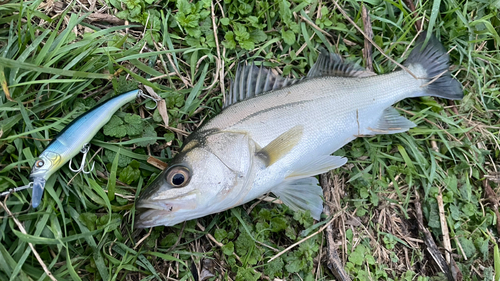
[[166, 166, 190, 188], [35, 160, 44, 168]]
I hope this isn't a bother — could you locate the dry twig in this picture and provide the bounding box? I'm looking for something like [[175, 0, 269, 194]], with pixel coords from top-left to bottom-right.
[[436, 192, 452, 264], [361, 5, 373, 72], [320, 173, 352, 281], [414, 194, 454, 281]]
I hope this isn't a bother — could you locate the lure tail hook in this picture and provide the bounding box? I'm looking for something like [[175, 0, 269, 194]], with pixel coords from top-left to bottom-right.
[[69, 143, 95, 174], [137, 89, 161, 110]]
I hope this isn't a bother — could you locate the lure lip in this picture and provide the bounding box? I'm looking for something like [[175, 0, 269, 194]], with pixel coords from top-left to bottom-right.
[[30, 176, 46, 208]]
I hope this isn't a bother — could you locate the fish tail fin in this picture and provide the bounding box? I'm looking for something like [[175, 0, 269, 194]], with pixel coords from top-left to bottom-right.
[[404, 33, 463, 100]]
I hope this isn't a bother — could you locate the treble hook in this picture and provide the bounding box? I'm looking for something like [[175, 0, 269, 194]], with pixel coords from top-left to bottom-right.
[[69, 143, 95, 174], [137, 89, 161, 110]]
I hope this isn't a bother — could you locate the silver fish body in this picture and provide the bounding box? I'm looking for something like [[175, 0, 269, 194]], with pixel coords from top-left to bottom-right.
[[136, 34, 463, 228]]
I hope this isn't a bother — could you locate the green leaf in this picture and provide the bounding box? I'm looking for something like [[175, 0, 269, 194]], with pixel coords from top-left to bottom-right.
[[264, 257, 284, 278], [96, 214, 122, 233], [133, 124, 157, 147], [107, 149, 120, 201], [164, 132, 175, 143], [240, 40, 254, 50], [177, 0, 192, 14], [220, 18, 230, 25], [285, 256, 302, 273], [105, 149, 132, 168], [119, 165, 141, 185], [214, 229, 228, 242], [79, 213, 98, 232], [123, 113, 143, 136], [234, 24, 250, 41], [235, 266, 260, 281], [160, 233, 178, 247], [223, 31, 237, 49], [348, 244, 366, 265], [281, 29, 295, 45], [270, 217, 287, 232], [249, 29, 267, 43], [222, 241, 234, 256], [494, 243, 500, 281], [103, 115, 127, 138], [458, 236, 476, 259]]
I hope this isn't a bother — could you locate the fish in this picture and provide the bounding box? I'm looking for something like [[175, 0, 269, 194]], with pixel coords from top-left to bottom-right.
[[135, 34, 463, 228], [29, 89, 144, 208]]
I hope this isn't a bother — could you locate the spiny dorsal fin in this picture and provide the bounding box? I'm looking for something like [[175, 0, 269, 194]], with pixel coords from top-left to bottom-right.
[[224, 63, 303, 108], [307, 50, 376, 78], [256, 125, 303, 167]]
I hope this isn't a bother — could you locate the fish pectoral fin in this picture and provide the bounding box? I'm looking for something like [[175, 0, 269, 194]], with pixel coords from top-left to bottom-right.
[[271, 177, 323, 220], [307, 50, 376, 78], [286, 155, 347, 180], [256, 125, 303, 167], [368, 106, 416, 134]]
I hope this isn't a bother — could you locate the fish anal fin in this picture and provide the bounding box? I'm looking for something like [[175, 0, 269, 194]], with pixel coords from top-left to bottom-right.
[[368, 106, 416, 134], [307, 50, 376, 78], [256, 125, 303, 167], [287, 155, 347, 180], [271, 177, 323, 220]]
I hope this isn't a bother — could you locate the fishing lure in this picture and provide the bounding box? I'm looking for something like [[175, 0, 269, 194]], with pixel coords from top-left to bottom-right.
[[24, 89, 157, 208]]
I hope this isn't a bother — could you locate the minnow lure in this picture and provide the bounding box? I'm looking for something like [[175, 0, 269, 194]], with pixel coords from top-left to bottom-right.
[[28, 89, 154, 208]]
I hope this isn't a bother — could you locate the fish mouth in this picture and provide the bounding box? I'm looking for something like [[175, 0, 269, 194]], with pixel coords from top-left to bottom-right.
[[30, 177, 46, 208], [134, 199, 197, 228]]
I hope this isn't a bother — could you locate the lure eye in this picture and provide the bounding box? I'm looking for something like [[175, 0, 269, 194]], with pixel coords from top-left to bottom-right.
[[166, 166, 190, 188], [35, 160, 45, 168]]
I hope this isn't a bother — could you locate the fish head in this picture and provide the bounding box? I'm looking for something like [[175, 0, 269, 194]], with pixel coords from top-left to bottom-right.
[[135, 131, 257, 228], [29, 151, 62, 208]]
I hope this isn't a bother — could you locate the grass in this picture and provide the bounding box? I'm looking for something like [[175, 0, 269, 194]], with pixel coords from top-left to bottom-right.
[[0, 0, 499, 280]]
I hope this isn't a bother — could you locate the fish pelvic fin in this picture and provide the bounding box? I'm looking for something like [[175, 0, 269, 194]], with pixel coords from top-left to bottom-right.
[[256, 125, 303, 167], [271, 177, 323, 220], [404, 33, 463, 100]]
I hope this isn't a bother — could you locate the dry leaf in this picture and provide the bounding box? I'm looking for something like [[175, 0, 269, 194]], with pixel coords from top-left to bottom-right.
[[0, 66, 13, 101]]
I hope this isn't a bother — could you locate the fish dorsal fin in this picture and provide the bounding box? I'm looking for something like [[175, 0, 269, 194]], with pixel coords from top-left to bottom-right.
[[224, 63, 304, 108], [256, 125, 303, 167], [307, 50, 376, 78]]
